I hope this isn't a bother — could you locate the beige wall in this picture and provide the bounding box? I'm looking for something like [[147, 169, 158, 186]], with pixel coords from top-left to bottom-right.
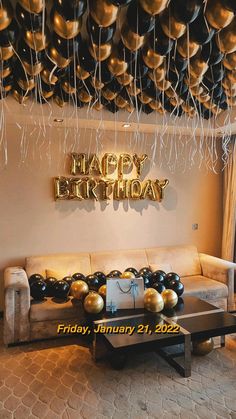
[[0, 124, 223, 310]]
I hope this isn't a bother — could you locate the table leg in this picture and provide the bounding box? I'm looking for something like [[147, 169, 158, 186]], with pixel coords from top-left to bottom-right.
[[220, 335, 225, 347], [156, 334, 191, 377]]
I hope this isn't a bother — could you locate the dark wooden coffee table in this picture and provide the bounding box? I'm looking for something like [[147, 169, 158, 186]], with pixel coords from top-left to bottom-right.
[[91, 296, 236, 377]]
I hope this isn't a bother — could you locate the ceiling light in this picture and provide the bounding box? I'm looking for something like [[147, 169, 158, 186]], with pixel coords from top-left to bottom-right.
[[54, 118, 64, 123], [122, 123, 131, 128]]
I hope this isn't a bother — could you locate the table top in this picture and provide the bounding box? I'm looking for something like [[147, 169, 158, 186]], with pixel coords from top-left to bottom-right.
[[93, 296, 236, 350]]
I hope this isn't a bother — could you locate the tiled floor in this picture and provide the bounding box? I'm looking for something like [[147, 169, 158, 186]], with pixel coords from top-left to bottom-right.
[[0, 323, 236, 419]]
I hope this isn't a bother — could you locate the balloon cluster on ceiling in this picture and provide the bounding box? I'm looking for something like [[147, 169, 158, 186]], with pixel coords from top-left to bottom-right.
[[0, 0, 236, 119]]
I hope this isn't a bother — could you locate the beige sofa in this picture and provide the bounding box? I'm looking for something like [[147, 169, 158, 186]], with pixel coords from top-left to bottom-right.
[[3, 245, 236, 345]]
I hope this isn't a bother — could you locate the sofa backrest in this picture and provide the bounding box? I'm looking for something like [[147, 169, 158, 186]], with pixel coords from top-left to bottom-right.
[[91, 249, 148, 274], [146, 245, 201, 277], [25, 253, 91, 278]]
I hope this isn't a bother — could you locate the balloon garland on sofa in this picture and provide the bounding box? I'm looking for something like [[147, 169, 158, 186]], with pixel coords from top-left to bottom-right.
[[0, 0, 236, 117]]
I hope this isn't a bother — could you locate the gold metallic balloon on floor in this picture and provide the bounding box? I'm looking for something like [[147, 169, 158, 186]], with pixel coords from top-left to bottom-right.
[[216, 17, 236, 54], [120, 271, 136, 279], [89, 41, 112, 62], [107, 53, 128, 76], [0, 0, 13, 31], [160, 9, 186, 40], [121, 23, 144, 51], [192, 338, 214, 356], [90, 0, 118, 27], [83, 292, 104, 314], [98, 284, 106, 299], [206, 0, 234, 30], [71, 280, 89, 300], [139, 0, 168, 16], [161, 289, 178, 309], [19, 0, 44, 14], [144, 290, 164, 313], [52, 9, 82, 39]]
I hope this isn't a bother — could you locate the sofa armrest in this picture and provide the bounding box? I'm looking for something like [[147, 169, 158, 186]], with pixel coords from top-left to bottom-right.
[[199, 253, 236, 311], [4, 267, 30, 345]]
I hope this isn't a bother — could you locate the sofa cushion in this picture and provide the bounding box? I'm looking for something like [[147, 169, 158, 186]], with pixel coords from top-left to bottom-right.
[[181, 275, 228, 300], [30, 297, 85, 322], [146, 245, 202, 277], [25, 253, 91, 278], [149, 263, 172, 274], [91, 249, 148, 275]]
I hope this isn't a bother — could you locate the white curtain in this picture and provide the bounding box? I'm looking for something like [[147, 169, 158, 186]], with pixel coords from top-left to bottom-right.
[[222, 137, 236, 261]]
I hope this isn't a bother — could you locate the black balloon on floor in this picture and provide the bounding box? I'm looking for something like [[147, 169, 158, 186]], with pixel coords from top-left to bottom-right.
[[168, 279, 184, 296], [29, 273, 44, 286], [94, 272, 107, 285], [108, 270, 122, 278], [63, 276, 75, 288], [30, 280, 47, 301], [151, 271, 165, 284], [72, 272, 86, 281], [86, 274, 100, 291], [166, 272, 180, 282], [139, 267, 152, 277], [53, 280, 70, 300], [153, 282, 166, 294], [44, 277, 57, 297]]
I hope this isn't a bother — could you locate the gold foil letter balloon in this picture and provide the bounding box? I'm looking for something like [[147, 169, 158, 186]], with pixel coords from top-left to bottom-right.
[[118, 153, 132, 179], [144, 289, 164, 313], [83, 292, 104, 314], [71, 280, 89, 299], [161, 289, 178, 309], [102, 153, 117, 176]]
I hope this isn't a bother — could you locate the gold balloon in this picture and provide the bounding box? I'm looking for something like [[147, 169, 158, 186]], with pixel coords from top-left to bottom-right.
[[62, 81, 76, 94], [116, 72, 133, 85], [114, 95, 128, 108], [165, 86, 175, 98], [13, 88, 29, 104], [192, 338, 214, 356], [177, 33, 200, 59], [126, 103, 135, 113], [216, 17, 236, 54], [142, 44, 164, 69], [223, 52, 236, 70], [102, 87, 117, 101], [83, 292, 104, 314], [0, 45, 14, 60], [89, 41, 112, 62], [23, 60, 43, 76], [190, 84, 204, 96], [139, 92, 152, 104], [206, 0, 234, 30], [41, 68, 58, 85], [126, 82, 140, 96], [155, 79, 171, 91], [90, 0, 118, 27], [71, 280, 89, 300], [120, 271, 136, 279], [144, 290, 164, 313], [139, 0, 168, 16], [107, 53, 128, 76], [52, 9, 82, 39], [0, 65, 11, 78], [49, 47, 71, 68], [78, 89, 93, 103], [93, 101, 103, 111], [98, 285, 106, 299], [0, 77, 12, 92], [153, 64, 165, 83], [91, 77, 104, 90], [227, 96, 236, 106], [54, 95, 66, 107], [18, 77, 35, 91], [42, 89, 54, 99], [145, 288, 158, 297], [185, 74, 202, 88], [149, 100, 161, 110], [0, 0, 13, 31], [24, 27, 50, 52], [190, 53, 209, 79], [161, 289, 178, 309], [226, 70, 236, 84], [121, 23, 144, 51], [160, 8, 186, 40], [76, 64, 90, 80], [19, 0, 44, 14]]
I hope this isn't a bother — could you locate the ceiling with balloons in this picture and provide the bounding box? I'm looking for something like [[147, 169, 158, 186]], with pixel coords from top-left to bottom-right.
[[0, 0, 236, 169]]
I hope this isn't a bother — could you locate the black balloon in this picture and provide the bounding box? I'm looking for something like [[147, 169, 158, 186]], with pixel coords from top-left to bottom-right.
[[142, 104, 154, 114], [128, 58, 148, 78], [222, 0, 236, 12], [168, 279, 184, 296], [151, 271, 165, 284], [110, 0, 132, 5], [139, 267, 152, 277], [86, 274, 100, 291], [166, 272, 180, 282], [106, 78, 122, 94], [171, 0, 202, 24], [202, 38, 223, 66], [98, 61, 114, 84], [189, 8, 215, 45], [125, 267, 139, 277], [77, 43, 96, 73], [0, 19, 18, 47], [54, 0, 87, 20], [117, 40, 136, 64], [205, 64, 224, 84], [30, 280, 47, 301], [94, 271, 107, 285], [63, 276, 75, 288], [72, 272, 86, 281], [29, 273, 44, 286], [87, 16, 116, 45], [149, 20, 174, 56], [52, 32, 81, 58], [16, 3, 46, 31], [153, 282, 166, 293], [108, 270, 122, 277], [127, 1, 155, 36], [18, 38, 43, 64], [170, 51, 188, 73], [53, 280, 70, 300], [106, 100, 119, 113], [44, 277, 57, 297], [143, 275, 152, 288]]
